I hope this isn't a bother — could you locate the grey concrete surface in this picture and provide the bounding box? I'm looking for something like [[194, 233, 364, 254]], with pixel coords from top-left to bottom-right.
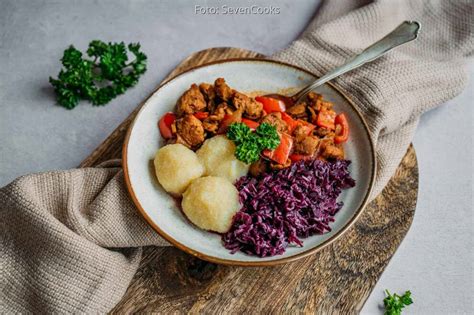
[[0, 1, 472, 314]]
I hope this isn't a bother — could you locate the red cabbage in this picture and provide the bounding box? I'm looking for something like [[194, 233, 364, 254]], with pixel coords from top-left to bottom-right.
[[222, 159, 355, 257]]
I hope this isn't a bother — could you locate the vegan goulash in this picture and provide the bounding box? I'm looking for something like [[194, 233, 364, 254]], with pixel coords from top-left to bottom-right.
[[153, 78, 355, 257]]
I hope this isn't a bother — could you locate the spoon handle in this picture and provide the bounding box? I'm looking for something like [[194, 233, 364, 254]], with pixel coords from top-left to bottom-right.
[[292, 21, 421, 102]]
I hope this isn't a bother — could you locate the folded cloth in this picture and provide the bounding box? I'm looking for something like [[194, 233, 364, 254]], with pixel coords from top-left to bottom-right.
[[1, 160, 168, 313], [273, 0, 472, 197], [1, 0, 472, 313]]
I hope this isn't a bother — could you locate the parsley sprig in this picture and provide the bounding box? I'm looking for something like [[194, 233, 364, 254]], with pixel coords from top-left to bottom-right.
[[227, 122, 280, 164], [383, 290, 413, 315], [49, 40, 147, 109]]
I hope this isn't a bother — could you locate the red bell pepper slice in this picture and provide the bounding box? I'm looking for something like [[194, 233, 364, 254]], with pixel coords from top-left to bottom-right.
[[158, 112, 176, 139], [316, 109, 336, 130], [281, 112, 298, 133], [255, 96, 286, 113], [289, 154, 313, 162], [262, 132, 293, 165], [334, 113, 349, 144], [241, 118, 259, 130], [194, 111, 209, 120], [218, 111, 243, 134]]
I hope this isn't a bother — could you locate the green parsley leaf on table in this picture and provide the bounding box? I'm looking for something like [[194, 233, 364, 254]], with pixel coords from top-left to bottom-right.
[[49, 40, 147, 109], [227, 122, 280, 164], [383, 290, 413, 315]]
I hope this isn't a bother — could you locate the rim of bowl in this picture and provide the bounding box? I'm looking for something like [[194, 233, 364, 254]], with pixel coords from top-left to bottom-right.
[[122, 58, 377, 266]]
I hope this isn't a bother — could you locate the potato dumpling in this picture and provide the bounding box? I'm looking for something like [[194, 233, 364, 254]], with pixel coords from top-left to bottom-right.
[[211, 159, 249, 183], [182, 176, 240, 233], [196, 135, 249, 183], [154, 144, 205, 196]]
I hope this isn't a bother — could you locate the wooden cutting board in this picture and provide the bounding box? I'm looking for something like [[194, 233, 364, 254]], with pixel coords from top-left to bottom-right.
[[80, 47, 418, 314]]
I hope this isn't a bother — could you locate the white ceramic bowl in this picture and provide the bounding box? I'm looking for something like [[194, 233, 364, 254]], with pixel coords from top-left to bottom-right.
[[123, 59, 376, 266]]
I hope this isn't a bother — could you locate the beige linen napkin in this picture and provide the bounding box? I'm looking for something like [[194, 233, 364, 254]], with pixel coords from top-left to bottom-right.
[[1, 0, 472, 313], [273, 0, 472, 197]]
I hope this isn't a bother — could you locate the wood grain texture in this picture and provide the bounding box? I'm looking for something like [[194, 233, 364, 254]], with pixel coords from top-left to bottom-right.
[[80, 47, 418, 314]]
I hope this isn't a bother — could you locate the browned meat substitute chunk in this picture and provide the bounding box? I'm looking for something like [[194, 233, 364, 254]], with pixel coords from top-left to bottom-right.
[[269, 158, 292, 170], [260, 112, 288, 133], [202, 119, 219, 134], [249, 159, 269, 177], [294, 135, 319, 156], [320, 141, 344, 160], [307, 91, 322, 103], [232, 92, 263, 120], [212, 102, 233, 120], [286, 102, 307, 119], [314, 126, 335, 138], [175, 114, 205, 148], [214, 78, 234, 101], [199, 82, 218, 112], [199, 83, 215, 102], [176, 84, 207, 117]]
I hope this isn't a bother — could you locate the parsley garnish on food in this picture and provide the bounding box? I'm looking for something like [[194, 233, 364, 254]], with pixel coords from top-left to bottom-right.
[[383, 290, 413, 315], [227, 122, 280, 164], [49, 40, 147, 109], [255, 122, 280, 149], [227, 122, 253, 142]]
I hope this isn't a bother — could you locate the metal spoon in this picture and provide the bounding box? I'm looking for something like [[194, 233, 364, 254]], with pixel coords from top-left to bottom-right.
[[266, 21, 421, 106]]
